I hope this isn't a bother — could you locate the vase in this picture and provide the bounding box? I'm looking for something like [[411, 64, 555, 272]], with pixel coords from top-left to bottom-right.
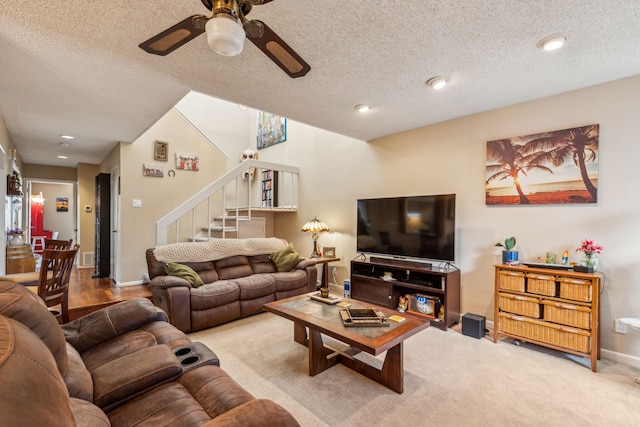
[[502, 250, 519, 264], [580, 253, 598, 271], [9, 235, 24, 246]]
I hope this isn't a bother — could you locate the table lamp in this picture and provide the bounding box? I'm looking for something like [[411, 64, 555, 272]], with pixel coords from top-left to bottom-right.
[[301, 217, 329, 258]]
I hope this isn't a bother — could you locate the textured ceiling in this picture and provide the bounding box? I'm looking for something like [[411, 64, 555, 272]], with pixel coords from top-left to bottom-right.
[[1, 0, 640, 167]]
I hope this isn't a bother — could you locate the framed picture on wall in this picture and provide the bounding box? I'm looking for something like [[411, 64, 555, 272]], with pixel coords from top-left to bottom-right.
[[485, 124, 599, 205], [143, 163, 164, 177], [257, 111, 286, 149], [154, 140, 168, 161], [56, 197, 69, 212], [176, 152, 199, 171]]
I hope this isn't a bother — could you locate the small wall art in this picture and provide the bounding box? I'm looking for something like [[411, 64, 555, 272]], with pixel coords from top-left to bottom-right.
[[143, 163, 164, 177], [154, 140, 168, 161], [176, 152, 199, 171], [485, 124, 599, 205], [257, 111, 286, 150], [56, 197, 69, 212]]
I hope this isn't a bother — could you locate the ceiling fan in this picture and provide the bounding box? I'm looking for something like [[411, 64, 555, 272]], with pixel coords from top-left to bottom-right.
[[139, 0, 310, 78]]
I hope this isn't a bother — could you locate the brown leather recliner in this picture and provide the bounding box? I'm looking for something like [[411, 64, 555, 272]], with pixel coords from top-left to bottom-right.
[[0, 281, 299, 426]]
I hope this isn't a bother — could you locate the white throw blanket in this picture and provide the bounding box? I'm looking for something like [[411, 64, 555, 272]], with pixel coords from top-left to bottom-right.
[[153, 238, 287, 263]]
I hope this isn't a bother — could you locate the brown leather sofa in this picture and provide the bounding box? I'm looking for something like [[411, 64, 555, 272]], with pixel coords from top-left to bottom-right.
[[146, 249, 318, 332], [0, 281, 299, 426]]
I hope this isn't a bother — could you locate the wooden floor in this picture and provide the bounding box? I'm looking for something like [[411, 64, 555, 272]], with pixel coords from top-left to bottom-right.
[[68, 268, 152, 320]]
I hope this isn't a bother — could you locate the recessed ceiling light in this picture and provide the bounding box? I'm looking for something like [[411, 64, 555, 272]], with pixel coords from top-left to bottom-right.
[[60, 142, 70, 148], [60, 135, 75, 140], [354, 104, 370, 113], [426, 76, 448, 90], [57, 155, 69, 159], [537, 34, 567, 51]]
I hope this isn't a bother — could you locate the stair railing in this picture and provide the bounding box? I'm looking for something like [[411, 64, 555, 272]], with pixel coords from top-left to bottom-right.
[[156, 159, 299, 245]]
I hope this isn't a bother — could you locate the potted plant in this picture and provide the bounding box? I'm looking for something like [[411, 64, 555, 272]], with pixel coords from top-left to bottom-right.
[[495, 236, 518, 264]]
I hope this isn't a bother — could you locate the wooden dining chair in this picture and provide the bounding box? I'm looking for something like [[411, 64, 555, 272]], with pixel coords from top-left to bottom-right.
[[26, 245, 79, 323], [44, 238, 73, 250]]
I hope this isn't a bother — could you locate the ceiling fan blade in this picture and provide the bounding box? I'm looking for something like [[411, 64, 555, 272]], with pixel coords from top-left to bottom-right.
[[139, 15, 207, 56], [244, 20, 310, 78]]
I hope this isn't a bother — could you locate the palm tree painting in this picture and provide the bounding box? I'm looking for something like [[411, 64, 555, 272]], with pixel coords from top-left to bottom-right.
[[486, 124, 599, 205]]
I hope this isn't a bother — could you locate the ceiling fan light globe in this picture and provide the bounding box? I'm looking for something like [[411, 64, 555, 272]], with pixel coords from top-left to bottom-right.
[[206, 16, 246, 57]]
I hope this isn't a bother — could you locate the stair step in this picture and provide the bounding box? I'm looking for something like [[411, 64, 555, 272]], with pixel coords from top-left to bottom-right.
[[200, 226, 238, 232], [213, 215, 250, 221]]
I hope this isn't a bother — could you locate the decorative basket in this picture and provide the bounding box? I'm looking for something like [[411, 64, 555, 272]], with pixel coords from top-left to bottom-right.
[[498, 270, 525, 292], [499, 312, 590, 353], [498, 293, 540, 318], [526, 273, 557, 297], [542, 301, 591, 330], [558, 277, 593, 302]]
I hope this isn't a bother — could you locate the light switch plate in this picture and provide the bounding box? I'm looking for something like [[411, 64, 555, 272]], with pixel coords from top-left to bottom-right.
[[132, 199, 142, 208]]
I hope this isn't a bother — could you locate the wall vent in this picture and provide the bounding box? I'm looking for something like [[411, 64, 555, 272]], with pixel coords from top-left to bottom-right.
[[83, 252, 94, 266]]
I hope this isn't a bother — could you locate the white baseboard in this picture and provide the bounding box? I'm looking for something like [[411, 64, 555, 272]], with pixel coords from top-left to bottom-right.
[[116, 280, 145, 287], [487, 320, 640, 368], [601, 349, 640, 369]]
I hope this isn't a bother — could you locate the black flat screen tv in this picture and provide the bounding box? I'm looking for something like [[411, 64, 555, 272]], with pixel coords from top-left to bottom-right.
[[357, 194, 456, 263]]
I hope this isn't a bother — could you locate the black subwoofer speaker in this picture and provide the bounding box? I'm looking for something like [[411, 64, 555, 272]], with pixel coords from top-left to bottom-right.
[[462, 313, 486, 339]]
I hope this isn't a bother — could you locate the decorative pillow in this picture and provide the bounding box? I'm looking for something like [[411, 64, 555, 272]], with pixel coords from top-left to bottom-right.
[[164, 262, 204, 287], [269, 244, 304, 272]]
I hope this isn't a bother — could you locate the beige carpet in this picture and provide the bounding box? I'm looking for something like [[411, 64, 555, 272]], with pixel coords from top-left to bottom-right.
[[189, 312, 640, 427]]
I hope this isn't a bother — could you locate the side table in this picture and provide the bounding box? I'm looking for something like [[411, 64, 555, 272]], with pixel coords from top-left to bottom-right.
[[313, 257, 340, 297]]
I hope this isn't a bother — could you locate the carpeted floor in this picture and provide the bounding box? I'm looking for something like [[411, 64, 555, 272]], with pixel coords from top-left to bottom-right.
[[189, 312, 640, 427]]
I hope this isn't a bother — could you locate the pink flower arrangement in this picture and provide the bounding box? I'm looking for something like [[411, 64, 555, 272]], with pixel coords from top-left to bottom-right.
[[576, 239, 603, 255]]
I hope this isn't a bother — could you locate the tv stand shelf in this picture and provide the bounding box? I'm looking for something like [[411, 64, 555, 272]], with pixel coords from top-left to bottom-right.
[[350, 258, 460, 330]]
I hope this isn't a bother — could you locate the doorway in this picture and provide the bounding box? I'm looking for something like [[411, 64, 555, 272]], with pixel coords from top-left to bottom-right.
[[26, 179, 77, 257]]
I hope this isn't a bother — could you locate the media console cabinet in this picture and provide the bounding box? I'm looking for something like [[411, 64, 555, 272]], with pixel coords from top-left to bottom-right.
[[350, 258, 460, 330], [493, 264, 601, 372]]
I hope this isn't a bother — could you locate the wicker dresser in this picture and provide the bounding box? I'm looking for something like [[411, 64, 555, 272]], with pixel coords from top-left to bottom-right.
[[493, 264, 601, 372]]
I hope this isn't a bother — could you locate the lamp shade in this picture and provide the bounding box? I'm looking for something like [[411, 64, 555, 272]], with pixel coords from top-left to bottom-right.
[[301, 217, 330, 233], [206, 16, 246, 57], [301, 217, 329, 258]]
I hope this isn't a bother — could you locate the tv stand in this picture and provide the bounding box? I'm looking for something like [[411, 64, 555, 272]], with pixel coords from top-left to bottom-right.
[[350, 258, 460, 330]]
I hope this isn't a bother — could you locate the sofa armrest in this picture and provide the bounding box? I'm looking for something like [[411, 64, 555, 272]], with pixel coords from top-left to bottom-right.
[[202, 399, 300, 427], [93, 344, 183, 411], [149, 275, 193, 290], [295, 258, 317, 270], [295, 259, 318, 292], [62, 298, 163, 353], [150, 281, 193, 332]]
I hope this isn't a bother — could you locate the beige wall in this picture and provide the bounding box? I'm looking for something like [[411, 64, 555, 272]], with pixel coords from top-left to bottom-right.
[[253, 75, 640, 361], [22, 164, 76, 181], [116, 108, 227, 284]]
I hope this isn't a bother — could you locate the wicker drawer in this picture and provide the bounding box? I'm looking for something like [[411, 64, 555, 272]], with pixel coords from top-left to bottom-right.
[[498, 293, 540, 318], [558, 277, 593, 302], [499, 312, 590, 353], [498, 270, 525, 292], [542, 301, 591, 330], [526, 273, 557, 297]]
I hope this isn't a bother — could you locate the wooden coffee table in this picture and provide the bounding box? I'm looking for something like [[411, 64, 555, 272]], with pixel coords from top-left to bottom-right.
[[264, 293, 429, 393]]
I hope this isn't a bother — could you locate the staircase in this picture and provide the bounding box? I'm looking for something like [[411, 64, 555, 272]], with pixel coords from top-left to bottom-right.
[[192, 215, 266, 241], [155, 159, 299, 246]]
